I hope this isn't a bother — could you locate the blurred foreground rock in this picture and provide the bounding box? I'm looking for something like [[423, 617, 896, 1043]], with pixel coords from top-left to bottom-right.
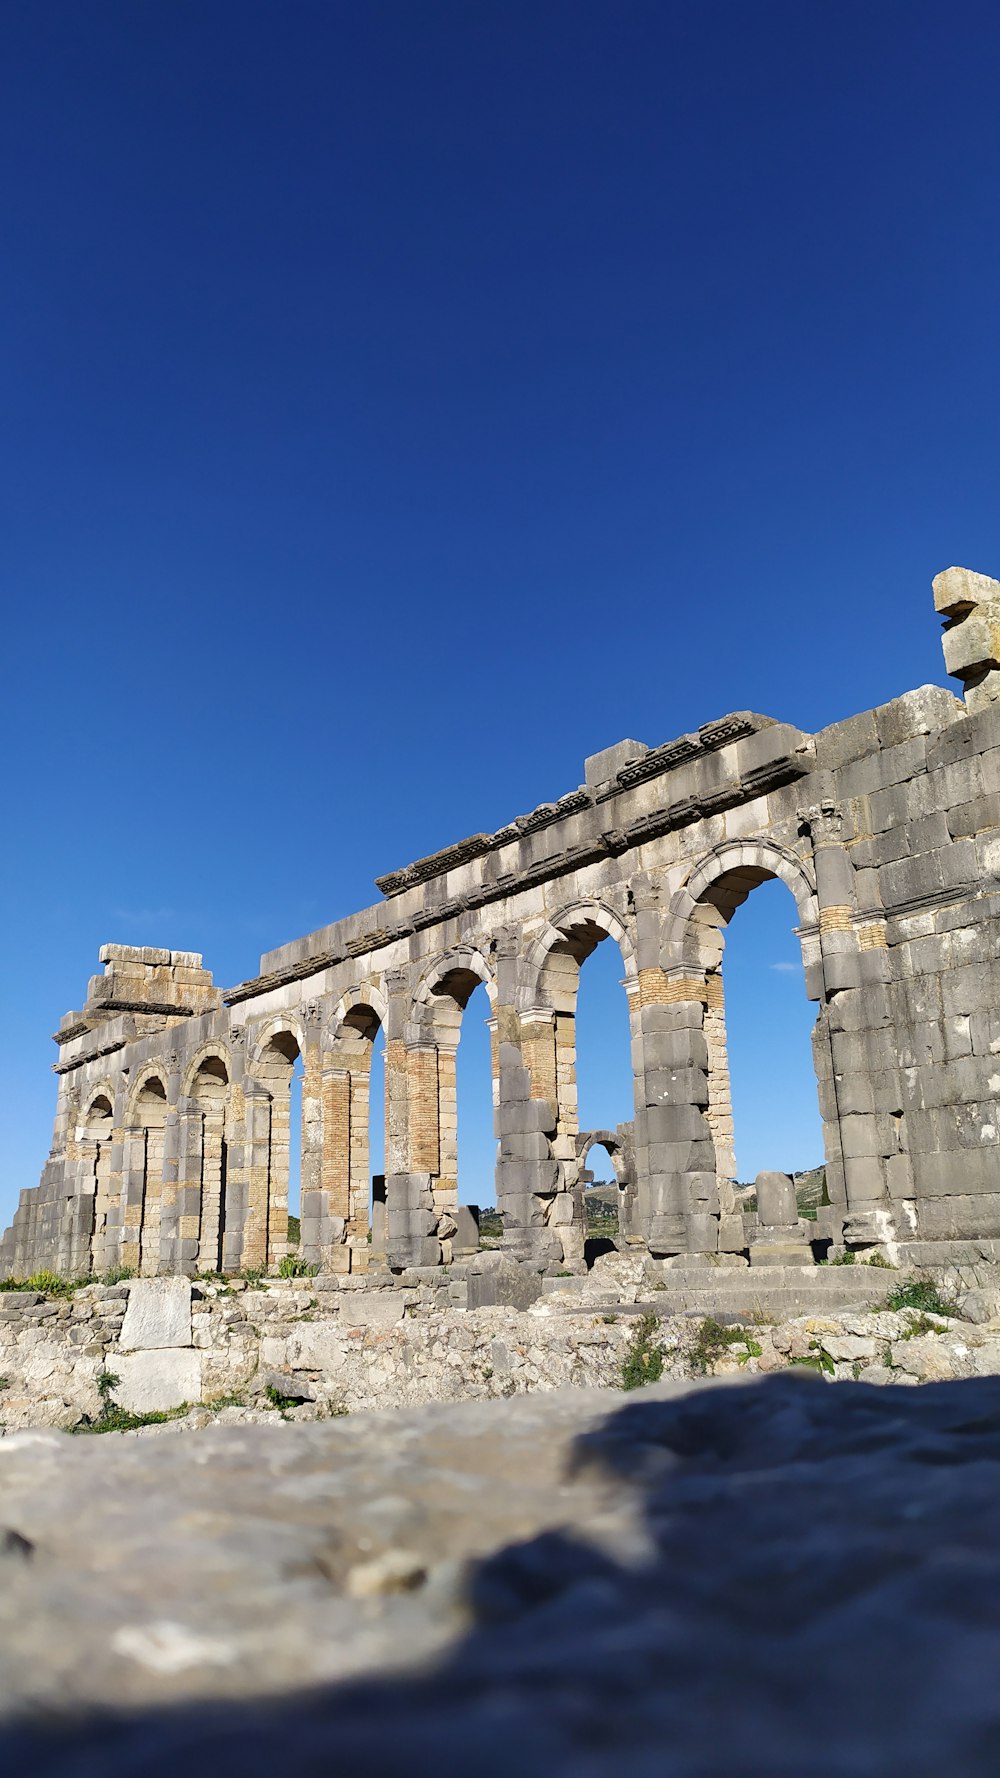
[[4, 1373, 1000, 1773]]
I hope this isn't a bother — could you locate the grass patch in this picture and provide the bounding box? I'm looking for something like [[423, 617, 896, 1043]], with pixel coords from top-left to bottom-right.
[[620, 1312, 666, 1390], [898, 1312, 948, 1340], [277, 1255, 318, 1280], [885, 1279, 957, 1318], [690, 1316, 760, 1375], [789, 1339, 835, 1377], [71, 1367, 193, 1435], [0, 1266, 134, 1297], [264, 1383, 301, 1411]]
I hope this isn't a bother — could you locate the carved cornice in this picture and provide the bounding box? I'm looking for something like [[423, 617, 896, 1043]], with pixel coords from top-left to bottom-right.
[[222, 748, 812, 1009]]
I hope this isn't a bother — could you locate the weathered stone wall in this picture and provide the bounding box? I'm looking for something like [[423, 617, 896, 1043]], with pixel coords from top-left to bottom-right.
[[6, 565, 1000, 1278], [5, 1256, 1000, 1432]]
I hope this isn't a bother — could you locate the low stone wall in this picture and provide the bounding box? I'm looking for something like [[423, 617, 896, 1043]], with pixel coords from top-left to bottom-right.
[[4, 1252, 1000, 1432]]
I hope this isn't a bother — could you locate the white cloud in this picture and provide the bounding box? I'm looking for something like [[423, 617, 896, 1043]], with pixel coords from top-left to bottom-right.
[[770, 961, 798, 974]]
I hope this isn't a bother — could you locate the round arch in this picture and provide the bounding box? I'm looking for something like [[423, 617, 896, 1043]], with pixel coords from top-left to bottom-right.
[[126, 1067, 169, 1126], [413, 946, 497, 1043], [181, 1045, 232, 1100], [247, 1016, 306, 1085], [663, 839, 818, 974], [81, 1083, 116, 1129], [521, 900, 638, 1015], [331, 983, 389, 1048]]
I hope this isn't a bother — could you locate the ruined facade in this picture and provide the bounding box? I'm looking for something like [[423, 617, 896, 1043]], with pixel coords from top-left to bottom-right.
[[4, 567, 1000, 1280]]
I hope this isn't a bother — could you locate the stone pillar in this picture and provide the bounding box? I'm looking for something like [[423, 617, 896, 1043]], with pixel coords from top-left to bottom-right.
[[749, 1170, 812, 1265], [295, 1003, 324, 1267], [155, 1051, 182, 1276], [171, 1101, 204, 1274], [633, 965, 717, 1256], [493, 927, 563, 1270], [241, 1086, 272, 1271], [703, 971, 736, 1188], [801, 801, 897, 1249], [217, 1032, 247, 1274], [384, 969, 441, 1270], [310, 1064, 351, 1272]]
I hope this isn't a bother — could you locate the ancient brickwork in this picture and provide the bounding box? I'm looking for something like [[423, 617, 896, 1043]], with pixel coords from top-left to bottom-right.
[[5, 567, 1000, 1278]]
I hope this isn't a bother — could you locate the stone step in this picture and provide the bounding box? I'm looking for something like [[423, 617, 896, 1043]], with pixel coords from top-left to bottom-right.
[[548, 1264, 908, 1321]]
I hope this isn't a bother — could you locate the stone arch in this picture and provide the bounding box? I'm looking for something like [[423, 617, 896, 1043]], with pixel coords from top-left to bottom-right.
[[324, 987, 390, 1259], [126, 1066, 169, 1127], [244, 1019, 306, 1269], [521, 901, 637, 1016], [405, 946, 497, 1224], [574, 1127, 638, 1252], [181, 1043, 232, 1101], [124, 1070, 168, 1274], [413, 946, 496, 1042], [187, 1054, 231, 1272], [576, 1127, 624, 1173], [663, 839, 818, 975], [80, 1086, 116, 1275], [331, 983, 389, 1048], [81, 1084, 115, 1133], [659, 837, 823, 1229], [248, 1016, 305, 1084]]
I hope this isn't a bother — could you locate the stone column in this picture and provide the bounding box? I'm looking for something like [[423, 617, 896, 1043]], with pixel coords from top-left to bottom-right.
[[240, 1086, 272, 1271], [294, 1002, 324, 1267], [801, 801, 896, 1248], [632, 966, 717, 1257], [493, 926, 563, 1269], [216, 1029, 247, 1274], [310, 1064, 350, 1272], [171, 1100, 204, 1275], [384, 968, 441, 1269]]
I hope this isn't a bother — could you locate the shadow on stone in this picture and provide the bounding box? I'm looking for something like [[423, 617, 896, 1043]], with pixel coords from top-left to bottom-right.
[[6, 1373, 1000, 1775]]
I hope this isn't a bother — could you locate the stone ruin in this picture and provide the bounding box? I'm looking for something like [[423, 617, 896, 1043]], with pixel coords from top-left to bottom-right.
[[4, 566, 1000, 1282]]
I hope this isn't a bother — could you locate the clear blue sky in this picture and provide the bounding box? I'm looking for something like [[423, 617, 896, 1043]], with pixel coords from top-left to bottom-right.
[[3, 1, 999, 1224]]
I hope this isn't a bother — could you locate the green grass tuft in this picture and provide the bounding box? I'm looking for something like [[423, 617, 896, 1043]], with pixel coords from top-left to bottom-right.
[[620, 1312, 666, 1390]]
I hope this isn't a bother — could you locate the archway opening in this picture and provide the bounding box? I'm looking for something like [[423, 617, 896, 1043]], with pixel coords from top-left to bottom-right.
[[254, 1029, 301, 1268], [288, 1053, 304, 1228], [423, 962, 495, 1251], [335, 1003, 386, 1258], [134, 1075, 167, 1276], [454, 980, 494, 1211], [191, 1056, 230, 1271], [538, 915, 635, 1268], [82, 1093, 114, 1271], [703, 873, 824, 1216], [577, 1134, 623, 1261]]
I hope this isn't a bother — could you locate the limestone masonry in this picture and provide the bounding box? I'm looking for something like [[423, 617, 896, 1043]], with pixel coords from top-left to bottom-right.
[[5, 565, 1000, 1280]]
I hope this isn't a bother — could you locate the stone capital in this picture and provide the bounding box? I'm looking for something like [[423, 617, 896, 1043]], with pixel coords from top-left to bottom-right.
[[798, 800, 845, 845]]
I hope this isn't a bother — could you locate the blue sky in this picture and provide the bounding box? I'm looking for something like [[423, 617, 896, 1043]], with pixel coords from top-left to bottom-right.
[[3, 1, 999, 1224]]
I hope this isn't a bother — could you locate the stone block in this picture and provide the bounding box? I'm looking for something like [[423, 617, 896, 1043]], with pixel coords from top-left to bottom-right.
[[584, 739, 648, 788], [755, 1171, 798, 1228], [286, 1325, 347, 1368], [466, 1261, 542, 1311], [119, 1279, 191, 1351], [113, 1348, 202, 1414]]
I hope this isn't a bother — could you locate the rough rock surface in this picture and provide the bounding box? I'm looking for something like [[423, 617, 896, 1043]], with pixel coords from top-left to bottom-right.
[[4, 1373, 1000, 1773]]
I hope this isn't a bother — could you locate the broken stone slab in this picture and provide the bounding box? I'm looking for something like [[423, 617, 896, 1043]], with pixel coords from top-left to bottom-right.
[[119, 1278, 192, 1351], [112, 1347, 202, 1414]]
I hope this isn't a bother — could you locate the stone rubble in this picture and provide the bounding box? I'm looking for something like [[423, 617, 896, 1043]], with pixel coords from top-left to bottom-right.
[[3, 1253, 1000, 1432]]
